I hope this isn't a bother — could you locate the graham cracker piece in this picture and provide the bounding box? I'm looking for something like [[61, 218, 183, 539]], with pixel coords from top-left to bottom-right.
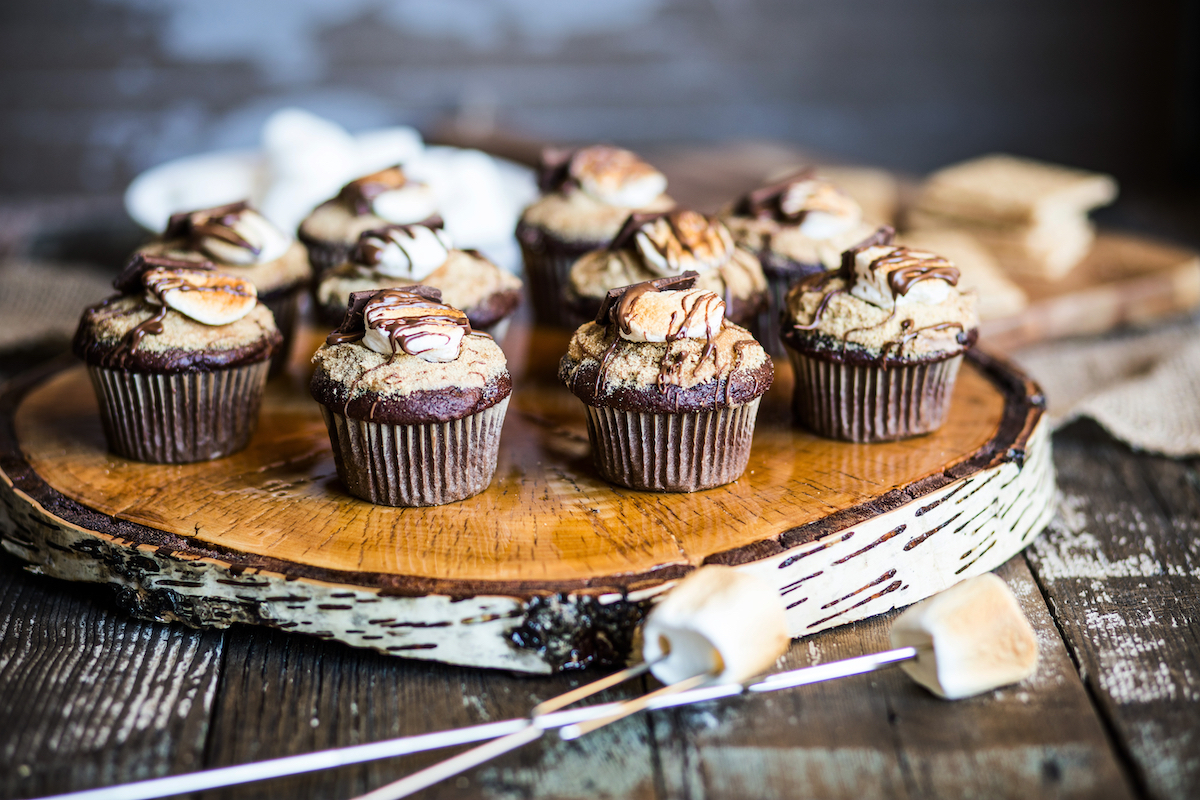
[[916, 154, 1117, 225]]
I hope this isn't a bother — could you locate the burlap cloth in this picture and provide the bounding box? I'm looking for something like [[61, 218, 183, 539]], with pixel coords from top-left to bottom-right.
[[2, 256, 1197, 457]]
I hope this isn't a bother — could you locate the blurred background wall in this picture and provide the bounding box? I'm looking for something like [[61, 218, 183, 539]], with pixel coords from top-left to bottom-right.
[[2, 0, 1196, 198]]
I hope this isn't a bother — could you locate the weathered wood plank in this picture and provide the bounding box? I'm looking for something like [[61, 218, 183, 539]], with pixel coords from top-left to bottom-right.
[[648, 557, 1133, 800], [1026, 421, 1200, 800], [0, 551, 223, 800], [198, 626, 659, 799]]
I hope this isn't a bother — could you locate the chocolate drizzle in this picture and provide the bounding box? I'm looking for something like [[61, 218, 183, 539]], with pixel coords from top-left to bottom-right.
[[325, 287, 473, 360], [350, 224, 445, 268], [165, 201, 257, 255], [337, 166, 409, 215], [536, 147, 577, 194]]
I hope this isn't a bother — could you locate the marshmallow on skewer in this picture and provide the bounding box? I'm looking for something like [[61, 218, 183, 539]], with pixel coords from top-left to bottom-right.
[[642, 565, 790, 685], [889, 573, 1038, 700]]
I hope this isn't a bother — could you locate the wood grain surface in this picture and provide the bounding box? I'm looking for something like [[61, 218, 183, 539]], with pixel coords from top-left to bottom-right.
[[14, 325, 1007, 586]]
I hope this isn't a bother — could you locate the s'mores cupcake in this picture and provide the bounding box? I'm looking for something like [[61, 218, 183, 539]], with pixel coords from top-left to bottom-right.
[[314, 223, 522, 339], [311, 287, 511, 507], [72, 255, 280, 463], [559, 273, 773, 493], [137, 201, 310, 376], [722, 170, 878, 354], [781, 228, 979, 442], [517, 145, 674, 326], [566, 210, 768, 329], [298, 165, 441, 276]]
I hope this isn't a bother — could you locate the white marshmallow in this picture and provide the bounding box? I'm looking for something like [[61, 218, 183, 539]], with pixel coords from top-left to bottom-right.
[[580, 170, 667, 208], [371, 183, 440, 225], [635, 213, 734, 277], [642, 565, 790, 685], [362, 226, 453, 281], [618, 289, 725, 343], [198, 208, 292, 266], [362, 321, 465, 363], [849, 245, 953, 310], [889, 573, 1038, 700], [780, 180, 862, 239]]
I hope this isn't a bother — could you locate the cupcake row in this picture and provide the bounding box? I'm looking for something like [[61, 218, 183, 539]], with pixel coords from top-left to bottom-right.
[[71, 215, 977, 505]]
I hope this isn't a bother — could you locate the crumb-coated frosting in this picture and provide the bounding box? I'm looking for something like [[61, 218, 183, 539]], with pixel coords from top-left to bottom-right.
[[559, 275, 772, 413], [74, 294, 279, 372], [139, 238, 311, 296], [316, 248, 522, 329], [783, 274, 978, 364], [518, 146, 674, 245], [299, 166, 440, 246], [723, 172, 877, 272], [310, 333, 511, 425], [567, 213, 766, 319]]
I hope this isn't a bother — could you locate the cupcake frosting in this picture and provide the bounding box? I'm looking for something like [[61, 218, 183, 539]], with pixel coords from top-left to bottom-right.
[[142, 201, 311, 295], [724, 171, 877, 271], [784, 228, 978, 362], [73, 255, 280, 371], [568, 211, 767, 315], [519, 146, 674, 244], [312, 287, 510, 424], [560, 273, 772, 412]]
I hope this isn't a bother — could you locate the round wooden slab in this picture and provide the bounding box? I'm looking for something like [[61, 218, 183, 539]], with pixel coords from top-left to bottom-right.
[[0, 326, 1054, 673]]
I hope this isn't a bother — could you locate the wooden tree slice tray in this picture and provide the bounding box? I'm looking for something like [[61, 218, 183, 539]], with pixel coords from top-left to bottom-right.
[[0, 326, 1055, 674]]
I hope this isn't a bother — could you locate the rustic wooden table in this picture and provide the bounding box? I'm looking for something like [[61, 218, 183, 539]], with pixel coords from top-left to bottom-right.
[[2, 177, 1199, 800]]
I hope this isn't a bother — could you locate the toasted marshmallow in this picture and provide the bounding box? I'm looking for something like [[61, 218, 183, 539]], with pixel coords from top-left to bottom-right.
[[780, 179, 862, 239], [890, 573, 1038, 700], [570, 146, 667, 208], [371, 182, 439, 225], [356, 225, 452, 281], [361, 292, 470, 363], [635, 211, 735, 276], [642, 565, 789, 685], [618, 288, 725, 343], [849, 245, 957, 310], [178, 205, 292, 266], [143, 268, 258, 326]]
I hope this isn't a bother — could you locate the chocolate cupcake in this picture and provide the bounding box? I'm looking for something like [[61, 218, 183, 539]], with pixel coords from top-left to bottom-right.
[[781, 228, 979, 442], [559, 273, 773, 493], [298, 165, 441, 277], [566, 210, 768, 329], [517, 146, 674, 327], [722, 170, 878, 355], [73, 255, 280, 463], [137, 201, 311, 376], [314, 223, 522, 341], [311, 287, 511, 507]]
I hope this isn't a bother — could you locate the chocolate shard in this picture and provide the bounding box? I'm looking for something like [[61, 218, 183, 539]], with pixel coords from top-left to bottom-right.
[[839, 225, 896, 274], [609, 211, 672, 252], [329, 285, 444, 343], [536, 147, 577, 194], [112, 254, 214, 294], [595, 271, 699, 325], [164, 201, 251, 239], [732, 168, 816, 219]]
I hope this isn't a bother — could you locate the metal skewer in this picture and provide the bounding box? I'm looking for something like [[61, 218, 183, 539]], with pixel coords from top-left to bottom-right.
[[37, 648, 916, 800]]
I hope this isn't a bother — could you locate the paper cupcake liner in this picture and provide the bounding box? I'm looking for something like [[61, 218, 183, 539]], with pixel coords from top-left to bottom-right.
[[260, 289, 301, 377], [787, 348, 962, 442], [88, 361, 270, 463], [320, 397, 509, 507], [583, 398, 762, 493], [519, 241, 594, 329], [300, 238, 352, 279]]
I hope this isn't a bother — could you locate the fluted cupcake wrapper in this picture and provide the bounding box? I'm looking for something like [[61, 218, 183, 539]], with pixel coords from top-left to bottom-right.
[[583, 399, 762, 493], [300, 238, 352, 279], [88, 361, 270, 463], [320, 398, 509, 507], [787, 349, 962, 442], [519, 241, 593, 329], [260, 288, 301, 378]]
